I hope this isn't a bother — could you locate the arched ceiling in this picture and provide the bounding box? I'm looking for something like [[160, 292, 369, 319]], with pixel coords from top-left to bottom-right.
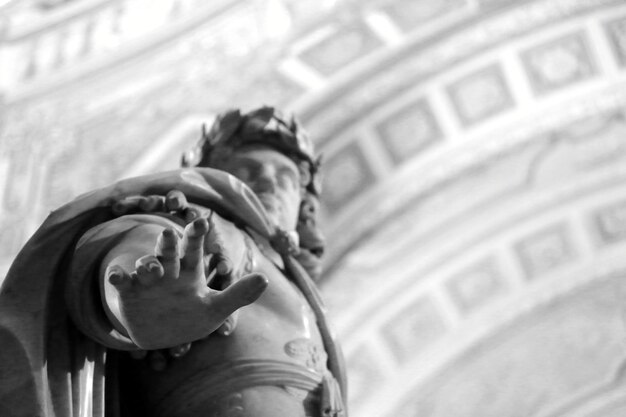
[[2, 1, 626, 416]]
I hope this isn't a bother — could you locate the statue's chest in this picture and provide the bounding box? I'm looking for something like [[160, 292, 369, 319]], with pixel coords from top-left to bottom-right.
[[214, 228, 321, 340], [248, 247, 311, 319]]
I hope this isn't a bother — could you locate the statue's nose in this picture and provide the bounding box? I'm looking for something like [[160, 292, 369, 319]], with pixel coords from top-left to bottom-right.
[[252, 165, 277, 193]]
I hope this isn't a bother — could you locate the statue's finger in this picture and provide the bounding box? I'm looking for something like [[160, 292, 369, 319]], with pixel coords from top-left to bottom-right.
[[106, 265, 134, 289], [205, 216, 224, 255], [111, 196, 146, 216], [181, 218, 209, 270], [184, 207, 201, 223], [165, 190, 188, 212], [156, 228, 180, 279], [135, 255, 164, 286], [215, 311, 239, 336], [211, 273, 268, 315], [138, 195, 166, 212], [216, 257, 233, 276], [168, 343, 191, 358]]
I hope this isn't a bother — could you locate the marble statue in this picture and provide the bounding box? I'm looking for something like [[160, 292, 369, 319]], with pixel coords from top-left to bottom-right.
[[0, 107, 347, 417]]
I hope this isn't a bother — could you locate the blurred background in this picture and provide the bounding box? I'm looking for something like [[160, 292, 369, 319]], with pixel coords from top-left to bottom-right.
[[2, 0, 626, 416]]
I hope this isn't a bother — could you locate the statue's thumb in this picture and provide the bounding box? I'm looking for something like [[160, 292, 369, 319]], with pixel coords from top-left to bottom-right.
[[214, 273, 268, 313]]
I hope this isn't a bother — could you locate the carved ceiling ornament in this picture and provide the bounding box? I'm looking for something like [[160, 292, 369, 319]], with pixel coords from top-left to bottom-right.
[[298, 0, 621, 144], [320, 104, 626, 335], [385, 270, 626, 417], [323, 93, 626, 272]]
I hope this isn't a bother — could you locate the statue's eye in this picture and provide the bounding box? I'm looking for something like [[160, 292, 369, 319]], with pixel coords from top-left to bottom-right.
[[232, 160, 262, 181], [231, 166, 254, 182], [277, 168, 298, 189]]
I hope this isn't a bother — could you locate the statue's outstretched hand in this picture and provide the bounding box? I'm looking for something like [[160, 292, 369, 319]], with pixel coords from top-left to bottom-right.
[[105, 217, 267, 350]]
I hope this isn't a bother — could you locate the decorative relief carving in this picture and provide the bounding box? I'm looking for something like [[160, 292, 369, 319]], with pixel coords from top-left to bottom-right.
[[303, 0, 619, 143], [527, 112, 626, 186], [445, 258, 510, 314], [392, 278, 626, 417], [514, 223, 577, 279], [326, 139, 546, 274], [522, 32, 597, 94], [605, 16, 626, 66], [375, 99, 443, 163], [322, 141, 376, 213], [447, 64, 514, 125], [297, 24, 383, 76], [325, 97, 626, 271], [592, 199, 626, 245], [381, 296, 448, 364], [284, 338, 327, 372], [378, 0, 467, 32]]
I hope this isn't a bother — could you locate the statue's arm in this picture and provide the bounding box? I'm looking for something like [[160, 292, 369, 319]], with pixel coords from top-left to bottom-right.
[[73, 214, 267, 350]]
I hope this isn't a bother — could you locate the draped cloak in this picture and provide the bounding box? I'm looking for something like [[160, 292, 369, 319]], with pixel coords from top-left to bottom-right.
[[0, 168, 346, 417]]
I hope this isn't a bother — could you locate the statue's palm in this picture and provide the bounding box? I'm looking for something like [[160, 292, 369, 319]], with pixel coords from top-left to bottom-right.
[[107, 217, 267, 350]]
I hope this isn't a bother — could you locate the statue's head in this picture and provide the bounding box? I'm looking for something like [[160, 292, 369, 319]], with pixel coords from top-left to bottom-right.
[[182, 106, 325, 279]]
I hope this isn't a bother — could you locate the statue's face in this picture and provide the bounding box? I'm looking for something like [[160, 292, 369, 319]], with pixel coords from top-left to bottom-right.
[[219, 146, 302, 231]]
